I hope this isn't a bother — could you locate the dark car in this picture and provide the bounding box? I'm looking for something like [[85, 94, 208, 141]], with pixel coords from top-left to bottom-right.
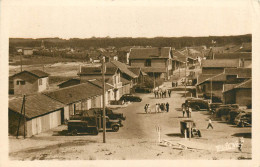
[[182, 98, 209, 111], [234, 112, 252, 127], [209, 103, 222, 114], [73, 108, 126, 123], [68, 116, 122, 135], [134, 86, 152, 93], [120, 94, 142, 102]]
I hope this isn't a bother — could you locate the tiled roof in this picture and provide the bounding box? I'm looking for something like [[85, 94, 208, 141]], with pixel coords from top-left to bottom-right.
[[214, 53, 251, 60], [12, 70, 49, 80], [79, 66, 118, 75], [57, 78, 81, 87], [197, 73, 226, 85], [43, 82, 103, 104], [141, 67, 166, 73], [110, 60, 138, 78], [87, 79, 113, 90], [223, 79, 252, 92], [202, 59, 239, 68], [172, 50, 187, 63], [224, 68, 251, 78], [129, 47, 171, 59], [9, 94, 64, 119]]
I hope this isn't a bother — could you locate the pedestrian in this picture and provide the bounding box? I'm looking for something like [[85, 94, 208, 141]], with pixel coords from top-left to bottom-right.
[[147, 104, 151, 114], [238, 137, 244, 152], [158, 89, 162, 98], [144, 104, 148, 113], [154, 90, 157, 98], [188, 106, 192, 118], [155, 103, 159, 113], [166, 102, 169, 112], [207, 118, 214, 129], [156, 91, 159, 99], [164, 90, 167, 98], [182, 107, 185, 117], [160, 103, 164, 112], [168, 89, 172, 98], [186, 106, 189, 118], [163, 103, 166, 112], [172, 81, 174, 87]]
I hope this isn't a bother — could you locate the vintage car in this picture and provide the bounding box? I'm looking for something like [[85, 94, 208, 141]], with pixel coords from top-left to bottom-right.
[[68, 116, 122, 136], [209, 103, 222, 114], [119, 94, 142, 102], [180, 120, 201, 138], [234, 112, 252, 127], [134, 86, 152, 93], [182, 98, 209, 111]]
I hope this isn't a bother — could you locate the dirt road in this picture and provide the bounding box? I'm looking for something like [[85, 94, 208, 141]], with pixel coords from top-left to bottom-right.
[[9, 86, 251, 160]]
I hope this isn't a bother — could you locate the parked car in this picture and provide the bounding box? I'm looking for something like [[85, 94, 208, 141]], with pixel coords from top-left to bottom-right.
[[182, 98, 209, 111], [120, 94, 142, 102], [234, 112, 252, 127], [90, 108, 126, 122], [68, 116, 122, 136], [215, 104, 240, 121], [209, 103, 222, 114], [134, 86, 152, 93], [180, 120, 201, 138]]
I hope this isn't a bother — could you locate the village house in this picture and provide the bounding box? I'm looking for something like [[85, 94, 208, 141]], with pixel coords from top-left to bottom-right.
[[223, 79, 252, 107], [11, 70, 49, 95], [171, 50, 186, 71], [201, 59, 240, 75], [9, 93, 66, 137], [78, 65, 122, 101], [196, 67, 251, 102], [128, 47, 173, 80], [43, 82, 106, 116], [128, 66, 147, 85]]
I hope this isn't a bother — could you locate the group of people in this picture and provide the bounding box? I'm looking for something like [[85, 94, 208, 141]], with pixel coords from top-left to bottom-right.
[[145, 102, 170, 113], [182, 105, 192, 118], [154, 89, 172, 98]]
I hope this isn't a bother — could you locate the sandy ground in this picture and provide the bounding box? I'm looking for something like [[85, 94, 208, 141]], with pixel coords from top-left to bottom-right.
[[9, 85, 251, 160]]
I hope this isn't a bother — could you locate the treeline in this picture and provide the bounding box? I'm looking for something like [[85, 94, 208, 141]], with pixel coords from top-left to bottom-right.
[[9, 34, 251, 49]]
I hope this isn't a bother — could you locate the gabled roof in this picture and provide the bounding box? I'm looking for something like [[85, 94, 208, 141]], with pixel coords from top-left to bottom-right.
[[197, 73, 226, 85], [110, 60, 138, 78], [202, 59, 239, 68], [43, 82, 103, 104], [223, 79, 252, 93], [9, 94, 64, 119], [128, 67, 141, 76], [57, 78, 81, 87], [78, 66, 118, 75], [87, 79, 113, 90], [172, 50, 187, 63], [214, 52, 251, 60], [224, 68, 251, 78], [12, 70, 49, 83], [129, 47, 171, 59]]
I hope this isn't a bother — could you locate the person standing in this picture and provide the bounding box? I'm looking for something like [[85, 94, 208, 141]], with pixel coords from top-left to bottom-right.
[[238, 137, 244, 152], [207, 118, 214, 129], [144, 104, 148, 114], [186, 106, 189, 118], [154, 90, 157, 98], [188, 106, 192, 118], [155, 103, 159, 113], [182, 106, 185, 117], [168, 89, 172, 98], [147, 104, 151, 114], [166, 102, 169, 113]]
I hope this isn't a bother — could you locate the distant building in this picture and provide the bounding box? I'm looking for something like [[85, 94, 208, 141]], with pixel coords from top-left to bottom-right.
[[12, 70, 49, 95], [23, 48, 33, 55], [129, 47, 173, 80]]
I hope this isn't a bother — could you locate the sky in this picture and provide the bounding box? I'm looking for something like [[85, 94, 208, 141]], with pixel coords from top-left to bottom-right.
[[4, 0, 253, 39]]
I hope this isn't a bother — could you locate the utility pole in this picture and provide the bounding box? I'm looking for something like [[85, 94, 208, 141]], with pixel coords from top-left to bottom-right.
[[153, 72, 156, 90], [101, 56, 106, 143], [210, 78, 213, 103], [23, 95, 26, 139], [184, 47, 188, 98], [16, 95, 25, 139], [20, 51, 23, 72]]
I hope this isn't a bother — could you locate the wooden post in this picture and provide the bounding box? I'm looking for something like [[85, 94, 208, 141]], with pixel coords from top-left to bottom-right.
[[102, 56, 106, 143], [20, 52, 23, 72], [184, 129, 187, 139], [23, 95, 26, 139]]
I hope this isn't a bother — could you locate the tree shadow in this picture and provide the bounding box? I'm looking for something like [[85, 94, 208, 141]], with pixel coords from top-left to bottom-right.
[[232, 132, 251, 138], [165, 133, 183, 138]]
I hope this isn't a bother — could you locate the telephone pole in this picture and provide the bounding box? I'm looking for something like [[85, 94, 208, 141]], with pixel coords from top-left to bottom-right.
[[101, 56, 106, 143]]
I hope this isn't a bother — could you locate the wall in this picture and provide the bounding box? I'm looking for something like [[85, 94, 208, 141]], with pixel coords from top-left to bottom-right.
[[130, 59, 145, 67], [151, 59, 166, 68], [14, 78, 38, 95], [38, 77, 48, 92], [236, 89, 251, 106], [8, 109, 26, 136], [224, 90, 236, 104], [202, 68, 224, 75]]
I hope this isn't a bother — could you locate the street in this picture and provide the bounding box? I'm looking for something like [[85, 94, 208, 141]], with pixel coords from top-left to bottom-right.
[[9, 83, 251, 160]]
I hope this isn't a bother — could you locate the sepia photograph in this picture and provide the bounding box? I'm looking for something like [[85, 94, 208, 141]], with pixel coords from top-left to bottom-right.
[[1, 0, 260, 166]]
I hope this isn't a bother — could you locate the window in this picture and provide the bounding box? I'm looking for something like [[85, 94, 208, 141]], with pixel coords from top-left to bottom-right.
[[16, 80, 25, 85], [39, 78, 42, 85], [145, 59, 151, 67]]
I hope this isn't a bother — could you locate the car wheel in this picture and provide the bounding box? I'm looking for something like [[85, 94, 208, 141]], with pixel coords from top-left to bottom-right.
[[195, 105, 200, 111], [71, 129, 78, 136], [112, 125, 119, 132]]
